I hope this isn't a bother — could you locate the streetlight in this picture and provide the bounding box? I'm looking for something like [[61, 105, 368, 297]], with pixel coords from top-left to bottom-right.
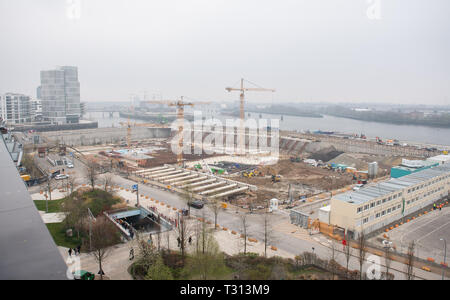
[[440, 238, 447, 280]]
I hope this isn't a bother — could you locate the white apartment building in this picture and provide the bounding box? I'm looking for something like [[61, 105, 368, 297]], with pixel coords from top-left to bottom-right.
[[328, 163, 450, 239], [0, 93, 32, 124], [40, 66, 80, 124]]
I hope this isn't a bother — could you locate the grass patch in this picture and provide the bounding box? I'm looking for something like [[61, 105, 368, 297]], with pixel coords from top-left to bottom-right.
[[46, 222, 82, 249], [34, 199, 64, 213]]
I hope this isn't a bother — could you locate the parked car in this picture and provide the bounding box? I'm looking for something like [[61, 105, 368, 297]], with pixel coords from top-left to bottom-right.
[[67, 163, 74, 168], [189, 200, 204, 209], [55, 174, 69, 180]]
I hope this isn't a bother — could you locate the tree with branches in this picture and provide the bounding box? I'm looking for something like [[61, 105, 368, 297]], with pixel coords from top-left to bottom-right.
[[343, 238, 352, 277], [89, 216, 120, 280], [240, 213, 249, 254], [85, 162, 98, 191], [405, 240, 416, 280], [65, 175, 78, 196], [357, 232, 367, 280], [261, 212, 274, 257], [209, 197, 223, 231], [63, 192, 86, 239], [384, 246, 393, 280], [102, 173, 115, 192], [176, 214, 193, 260]]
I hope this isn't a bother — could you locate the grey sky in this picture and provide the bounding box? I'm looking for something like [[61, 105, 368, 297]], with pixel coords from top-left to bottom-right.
[[1, 0, 449, 104]]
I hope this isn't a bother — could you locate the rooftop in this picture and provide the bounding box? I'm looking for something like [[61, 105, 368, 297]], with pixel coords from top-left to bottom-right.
[[334, 163, 450, 205], [427, 155, 450, 162], [0, 130, 67, 279]]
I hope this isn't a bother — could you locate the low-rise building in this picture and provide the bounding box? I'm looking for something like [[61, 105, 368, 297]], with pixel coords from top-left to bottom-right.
[[390, 159, 439, 178], [329, 163, 450, 239], [427, 154, 450, 165]]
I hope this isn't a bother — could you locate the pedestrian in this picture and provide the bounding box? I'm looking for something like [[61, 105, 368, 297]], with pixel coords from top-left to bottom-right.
[[177, 237, 181, 247], [77, 245, 81, 255], [188, 236, 192, 244], [68, 248, 72, 257]]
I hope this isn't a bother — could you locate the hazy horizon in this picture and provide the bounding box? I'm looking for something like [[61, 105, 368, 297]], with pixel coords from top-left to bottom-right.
[[1, 0, 449, 105]]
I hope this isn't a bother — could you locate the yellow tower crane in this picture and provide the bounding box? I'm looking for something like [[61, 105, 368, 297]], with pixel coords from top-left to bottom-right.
[[141, 97, 211, 166], [225, 78, 275, 155]]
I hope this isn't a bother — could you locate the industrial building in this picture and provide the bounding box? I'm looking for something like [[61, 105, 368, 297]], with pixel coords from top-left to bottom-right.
[[325, 163, 450, 239], [390, 159, 439, 178], [427, 154, 450, 165]]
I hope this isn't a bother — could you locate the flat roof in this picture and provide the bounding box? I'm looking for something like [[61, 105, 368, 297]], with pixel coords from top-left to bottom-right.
[[334, 163, 450, 205], [0, 135, 68, 279], [427, 155, 450, 162]]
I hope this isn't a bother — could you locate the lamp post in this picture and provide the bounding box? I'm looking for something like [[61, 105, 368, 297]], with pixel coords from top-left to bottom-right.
[[440, 238, 447, 280]]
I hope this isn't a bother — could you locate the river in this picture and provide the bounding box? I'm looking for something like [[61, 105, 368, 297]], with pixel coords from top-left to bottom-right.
[[84, 111, 450, 147]]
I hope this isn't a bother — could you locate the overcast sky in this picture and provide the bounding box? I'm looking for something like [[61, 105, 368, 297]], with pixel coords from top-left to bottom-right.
[[1, 0, 449, 105]]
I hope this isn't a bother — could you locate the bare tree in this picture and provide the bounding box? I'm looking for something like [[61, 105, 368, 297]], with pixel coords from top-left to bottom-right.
[[165, 230, 171, 251], [384, 246, 393, 280], [405, 240, 416, 280], [240, 213, 249, 254], [176, 214, 193, 260], [65, 175, 78, 196], [329, 239, 338, 279], [209, 197, 223, 231], [63, 192, 86, 239], [89, 216, 120, 280], [357, 232, 367, 280], [102, 173, 115, 192], [85, 163, 98, 191], [261, 212, 274, 257], [41, 176, 57, 213], [343, 239, 352, 276], [156, 231, 161, 252]]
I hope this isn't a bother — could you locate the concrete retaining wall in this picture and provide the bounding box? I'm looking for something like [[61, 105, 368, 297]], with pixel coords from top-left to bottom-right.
[[41, 127, 171, 146]]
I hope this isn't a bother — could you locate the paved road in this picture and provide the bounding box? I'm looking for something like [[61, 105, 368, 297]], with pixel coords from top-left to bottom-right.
[[32, 155, 448, 280]]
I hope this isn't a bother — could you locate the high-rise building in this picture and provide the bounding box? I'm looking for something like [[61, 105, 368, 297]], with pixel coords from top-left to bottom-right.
[[40, 66, 80, 124], [0, 93, 32, 124]]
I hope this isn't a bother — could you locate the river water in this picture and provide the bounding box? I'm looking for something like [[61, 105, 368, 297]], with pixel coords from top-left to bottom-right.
[[84, 111, 450, 147]]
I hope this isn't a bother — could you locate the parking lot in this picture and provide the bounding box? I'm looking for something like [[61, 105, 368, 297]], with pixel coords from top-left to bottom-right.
[[381, 202, 450, 263]]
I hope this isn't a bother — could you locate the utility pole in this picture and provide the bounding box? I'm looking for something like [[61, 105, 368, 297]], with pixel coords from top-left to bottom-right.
[[136, 184, 139, 207]]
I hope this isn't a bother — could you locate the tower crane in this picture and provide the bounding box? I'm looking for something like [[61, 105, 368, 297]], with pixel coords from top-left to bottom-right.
[[225, 78, 275, 155], [141, 97, 211, 166]]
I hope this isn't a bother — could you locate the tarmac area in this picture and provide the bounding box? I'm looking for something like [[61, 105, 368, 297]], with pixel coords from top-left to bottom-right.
[[379, 203, 450, 264]]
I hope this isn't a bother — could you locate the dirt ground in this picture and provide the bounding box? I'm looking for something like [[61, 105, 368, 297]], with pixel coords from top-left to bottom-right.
[[232, 159, 353, 204]]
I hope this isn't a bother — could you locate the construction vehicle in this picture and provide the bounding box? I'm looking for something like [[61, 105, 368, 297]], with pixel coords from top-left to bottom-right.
[[271, 175, 281, 183], [226, 78, 275, 155]]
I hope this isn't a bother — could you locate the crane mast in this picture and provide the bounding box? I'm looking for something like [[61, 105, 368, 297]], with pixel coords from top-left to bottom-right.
[[225, 78, 275, 155]]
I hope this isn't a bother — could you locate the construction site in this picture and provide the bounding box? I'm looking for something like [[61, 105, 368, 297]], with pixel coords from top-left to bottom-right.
[[19, 78, 446, 218]]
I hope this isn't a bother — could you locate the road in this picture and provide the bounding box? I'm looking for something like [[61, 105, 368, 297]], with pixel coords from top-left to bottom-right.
[[32, 154, 448, 280]]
